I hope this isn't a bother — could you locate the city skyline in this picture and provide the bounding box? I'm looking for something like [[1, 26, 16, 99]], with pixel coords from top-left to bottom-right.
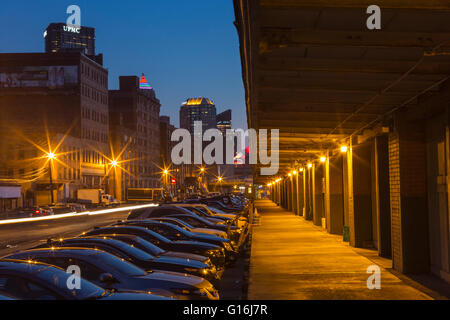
[[0, 1, 247, 129]]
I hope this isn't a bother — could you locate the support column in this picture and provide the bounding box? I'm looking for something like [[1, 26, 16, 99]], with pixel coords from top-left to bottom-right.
[[349, 140, 374, 248], [328, 154, 344, 235], [292, 173, 298, 214], [313, 163, 324, 226], [389, 112, 429, 274], [304, 166, 313, 220], [372, 135, 391, 258]]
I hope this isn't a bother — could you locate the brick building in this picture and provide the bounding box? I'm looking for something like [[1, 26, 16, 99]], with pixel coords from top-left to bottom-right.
[[108, 76, 161, 201], [0, 52, 109, 207]]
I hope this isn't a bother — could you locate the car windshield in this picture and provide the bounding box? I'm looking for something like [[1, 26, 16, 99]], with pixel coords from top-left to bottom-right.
[[102, 239, 155, 261], [77, 239, 155, 261], [206, 206, 227, 214], [38, 266, 107, 300], [162, 223, 195, 237], [132, 238, 165, 256], [164, 219, 194, 230], [91, 251, 147, 277]]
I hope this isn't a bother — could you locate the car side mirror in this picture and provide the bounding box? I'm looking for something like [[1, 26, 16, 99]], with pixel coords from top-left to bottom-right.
[[99, 273, 115, 284]]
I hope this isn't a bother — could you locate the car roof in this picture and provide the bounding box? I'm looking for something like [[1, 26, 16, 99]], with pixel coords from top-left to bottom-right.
[[0, 259, 60, 274], [87, 225, 169, 241], [7, 247, 103, 258]]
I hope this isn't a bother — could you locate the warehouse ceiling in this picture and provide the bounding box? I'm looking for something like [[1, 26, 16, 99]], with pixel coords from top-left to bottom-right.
[[233, 0, 450, 183]]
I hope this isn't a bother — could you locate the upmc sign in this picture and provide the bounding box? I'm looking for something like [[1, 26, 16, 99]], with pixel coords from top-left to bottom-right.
[[63, 25, 81, 34]]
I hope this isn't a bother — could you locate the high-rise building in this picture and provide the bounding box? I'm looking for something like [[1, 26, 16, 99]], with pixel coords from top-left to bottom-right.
[[180, 97, 217, 133], [216, 109, 232, 134], [0, 52, 109, 206], [109, 76, 161, 200], [44, 23, 96, 56]]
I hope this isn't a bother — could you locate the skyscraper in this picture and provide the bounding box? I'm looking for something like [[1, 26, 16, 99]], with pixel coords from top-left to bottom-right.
[[179, 97, 217, 133], [44, 23, 96, 56], [216, 109, 232, 134]]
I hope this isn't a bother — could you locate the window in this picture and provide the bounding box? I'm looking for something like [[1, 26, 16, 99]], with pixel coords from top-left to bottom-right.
[[0, 275, 62, 300]]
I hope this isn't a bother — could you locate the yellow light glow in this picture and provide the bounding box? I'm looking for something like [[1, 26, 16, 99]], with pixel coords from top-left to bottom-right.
[[47, 152, 56, 160], [217, 177, 223, 182], [320, 157, 326, 163], [163, 169, 169, 175], [307, 163, 312, 168], [200, 167, 205, 172], [293, 170, 297, 175], [341, 146, 348, 153], [111, 160, 118, 167], [300, 168, 304, 172], [288, 173, 292, 177]]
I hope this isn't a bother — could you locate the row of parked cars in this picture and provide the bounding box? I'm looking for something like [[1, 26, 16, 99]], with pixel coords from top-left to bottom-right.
[[0, 193, 250, 300]]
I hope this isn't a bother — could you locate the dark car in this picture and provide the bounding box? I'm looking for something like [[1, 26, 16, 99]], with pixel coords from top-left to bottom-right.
[[5, 248, 218, 300], [83, 226, 226, 266], [127, 206, 224, 224], [0, 259, 169, 300], [115, 220, 237, 260], [83, 233, 212, 265], [146, 217, 229, 239], [16, 206, 54, 218], [165, 214, 241, 245], [36, 237, 220, 282]]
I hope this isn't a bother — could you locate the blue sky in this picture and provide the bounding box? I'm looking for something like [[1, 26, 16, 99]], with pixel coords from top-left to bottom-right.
[[0, 0, 247, 128]]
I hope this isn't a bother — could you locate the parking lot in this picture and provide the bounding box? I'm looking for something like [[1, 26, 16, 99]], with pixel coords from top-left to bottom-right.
[[0, 194, 251, 300]]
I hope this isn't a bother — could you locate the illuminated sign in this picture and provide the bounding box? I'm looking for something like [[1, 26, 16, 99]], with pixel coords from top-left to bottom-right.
[[63, 25, 81, 33], [139, 74, 152, 90]]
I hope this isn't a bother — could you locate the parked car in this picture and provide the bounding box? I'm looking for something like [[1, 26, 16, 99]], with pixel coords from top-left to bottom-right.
[[146, 217, 229, 239], [81, 233, 212, 265], [83, 226, 226, 266], [0, 259, 170, 300], [128, 205, 224, 224], [4, 248, 219, 300], [36, 237, 220, 282], [115, 220, 237, 261]]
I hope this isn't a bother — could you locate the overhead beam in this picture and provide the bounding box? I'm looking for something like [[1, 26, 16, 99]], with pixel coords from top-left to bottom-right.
[[259, 0, 450, 10], [258, 57, 450, 75]]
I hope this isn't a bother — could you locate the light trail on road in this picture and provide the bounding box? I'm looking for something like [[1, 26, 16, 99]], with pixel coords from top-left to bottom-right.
[[0, 203, 157, 225]]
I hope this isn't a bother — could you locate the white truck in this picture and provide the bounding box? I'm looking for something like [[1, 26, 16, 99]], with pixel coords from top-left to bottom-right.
[[77, 189, 120, 207]]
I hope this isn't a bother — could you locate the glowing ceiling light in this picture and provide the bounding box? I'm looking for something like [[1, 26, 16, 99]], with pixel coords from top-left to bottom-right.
[[320, 156, 326, 163], [293, 170, 297, 175], [307, 163, 312, 168], [341, 146, 348, 153]]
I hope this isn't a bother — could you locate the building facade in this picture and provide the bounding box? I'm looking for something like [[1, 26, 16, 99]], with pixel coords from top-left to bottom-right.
[[0, 52, 109, 207], [216, 109, 232, 135], [109, 76, 161, 201], [180, 97, 217, 133], [44, 23, 96, 56]]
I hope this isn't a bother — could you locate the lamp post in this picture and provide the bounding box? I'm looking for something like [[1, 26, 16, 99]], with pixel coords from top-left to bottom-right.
[[46, 153, 56, 204], [110, 160, 118, 199], [217, 176, 223, 193]]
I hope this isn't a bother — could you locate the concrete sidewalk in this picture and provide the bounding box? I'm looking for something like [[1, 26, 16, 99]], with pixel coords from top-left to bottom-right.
[[248, 200, 432, 300]]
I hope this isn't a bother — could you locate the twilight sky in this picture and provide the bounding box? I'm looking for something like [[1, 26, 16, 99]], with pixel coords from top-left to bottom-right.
[[0, 0, 247, 129]]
